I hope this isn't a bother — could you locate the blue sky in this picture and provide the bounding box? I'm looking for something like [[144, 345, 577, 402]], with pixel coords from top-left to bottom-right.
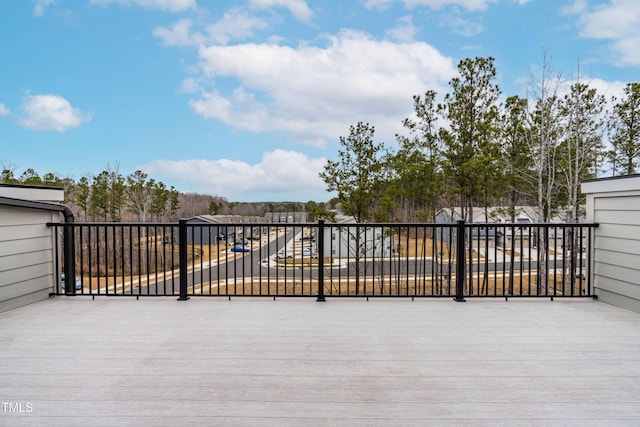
[[0, 0, 638, 202]]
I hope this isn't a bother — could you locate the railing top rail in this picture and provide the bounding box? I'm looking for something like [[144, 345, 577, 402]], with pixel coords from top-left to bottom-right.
[[458, 222, 599, 228], [47, 221, 316, 227], [322, 222, 599, 227], [47, 222, 178, 227], [46, 220, 599, 228]]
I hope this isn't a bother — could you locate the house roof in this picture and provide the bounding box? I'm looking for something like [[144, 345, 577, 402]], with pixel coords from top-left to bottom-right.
[[188, 215, 263, 224], [436, 206, 540, 223], [264, 212, 308, 222], [582, 174, 640, 195], [0, 183, 64, 203], [0, 195, 73, 221]]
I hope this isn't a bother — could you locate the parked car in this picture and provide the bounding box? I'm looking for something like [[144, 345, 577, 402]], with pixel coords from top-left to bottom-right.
[[302, 248, 318, 258], [235, 239, 249, 245], [277, 250, 293, 259], [61, 274, 82, 290], [230, 246, 250, 253]]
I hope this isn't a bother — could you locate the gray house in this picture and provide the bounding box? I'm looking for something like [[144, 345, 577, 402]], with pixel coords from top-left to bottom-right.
[[435, 206, 539, 248], [583, 174, 640, 313], [434, 206, 539, 225], [0, 184, 71, 312], [182, 215, 263, 245]]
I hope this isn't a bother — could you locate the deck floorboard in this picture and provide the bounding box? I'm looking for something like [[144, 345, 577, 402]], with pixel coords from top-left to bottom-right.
[[1, 297, 639, 426]]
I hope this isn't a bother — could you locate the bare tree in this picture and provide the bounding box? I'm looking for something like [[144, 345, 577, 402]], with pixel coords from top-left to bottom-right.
[[557, 80, 606, 222], [525, 51, 564, 295], [526, 51, 564, 223]]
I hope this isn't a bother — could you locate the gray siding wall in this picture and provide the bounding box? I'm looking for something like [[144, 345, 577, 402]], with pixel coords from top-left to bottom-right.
[[0, 206, 58, 312], [583, 177, 640, 313]]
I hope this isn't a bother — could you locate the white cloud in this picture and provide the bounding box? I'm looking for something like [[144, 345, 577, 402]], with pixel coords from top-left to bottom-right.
[[360, 0, 395, 11], [439, 7, 484, 36], [178, 77, 202, 94], [248, 0, 313, 22], [34, 0, 55, 16], [560, 0, 587, 15], [577, 77, 627, 100], [204, 8, 270, 45], [189, 30, 456, 146], [141, 149, 328, 201], [405, 0, 496, 9], [522, 76, 627, 121], [19, 94, 92, 132], [386, 15, 419, 42], [362, 0, 495, 38], [571, 0, 640, 66], [90, 0, 196, 12], [0, 103, 9, 116], [154, 9, 269, 46], [362, 0, 497, 12], [153, 18, 201, 46]]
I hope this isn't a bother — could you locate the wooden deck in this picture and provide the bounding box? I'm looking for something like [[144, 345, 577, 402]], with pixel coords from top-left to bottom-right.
[[1, 297, 639, 426]]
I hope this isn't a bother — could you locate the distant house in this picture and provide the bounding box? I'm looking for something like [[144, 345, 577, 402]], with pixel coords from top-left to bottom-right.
[[321, 213, 394, 258], [264, 211, 308, 223], [434, 206, 539, 225], [435, 206, 540, 248], [182, 215, 263, 245], [434, 206, 588, 250]]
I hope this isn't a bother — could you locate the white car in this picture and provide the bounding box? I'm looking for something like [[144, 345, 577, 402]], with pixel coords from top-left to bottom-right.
[[302, 249, 317, 258], [277, 250, 293, 259]]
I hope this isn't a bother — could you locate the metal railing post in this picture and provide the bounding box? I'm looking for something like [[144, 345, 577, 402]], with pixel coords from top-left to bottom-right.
[[316, 219, 326, 302], [64, 222, 76, 296], [177, 218, 190, 301], [454, 220, 466, 302]]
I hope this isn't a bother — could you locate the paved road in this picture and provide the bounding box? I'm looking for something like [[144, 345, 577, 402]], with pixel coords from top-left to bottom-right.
[[137, 227, 301, 295]]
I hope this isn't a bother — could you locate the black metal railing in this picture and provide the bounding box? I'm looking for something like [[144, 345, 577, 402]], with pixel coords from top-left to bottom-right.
[[47, 220, 598, 300]]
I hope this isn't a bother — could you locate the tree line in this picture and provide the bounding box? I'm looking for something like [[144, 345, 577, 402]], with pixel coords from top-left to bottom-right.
[[1, 166, 182, 222], [322, 55, 640, 224], [0, 165, 333, 221]]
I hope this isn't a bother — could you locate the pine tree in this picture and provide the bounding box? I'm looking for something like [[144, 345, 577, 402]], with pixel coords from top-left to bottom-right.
[[438, 57, 501, 221], [394, 90, 443, 221], [609, 82, 640, 175], [320, 122, 385, 223], [499, 95, 533, 220]]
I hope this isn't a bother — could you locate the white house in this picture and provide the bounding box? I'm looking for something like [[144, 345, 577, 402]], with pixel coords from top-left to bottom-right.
[[322, 213, 394, 258], [265, 211, 308, 223]]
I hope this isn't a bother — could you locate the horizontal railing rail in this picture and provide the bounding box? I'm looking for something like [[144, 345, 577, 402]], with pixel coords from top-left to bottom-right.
[[47, 220, 598, 300]]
